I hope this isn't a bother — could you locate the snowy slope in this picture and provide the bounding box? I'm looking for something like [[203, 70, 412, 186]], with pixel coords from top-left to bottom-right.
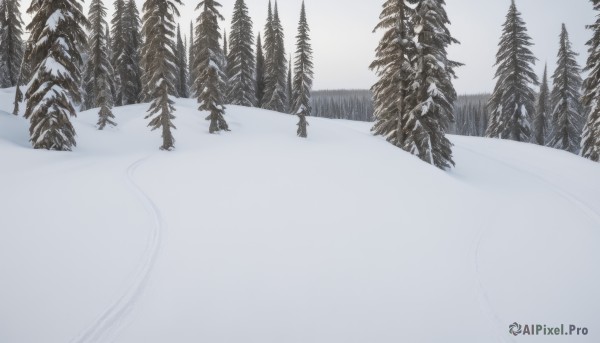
[[0, 86, 599, 343]]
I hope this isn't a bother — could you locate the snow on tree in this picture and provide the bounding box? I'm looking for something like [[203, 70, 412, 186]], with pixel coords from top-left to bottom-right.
[[13, 41, 32, 116], [371, 0, 418, 150], [24, 0, 89, 150], [194, 0, 229, 133], [255, 32, 266, 107], [581, 0, 600, 162], [533, 64, 551, 146], [226, 0, 257, 107], [548, 24, 584, 153], [140, 0, 182, 150], [83, 0, 116, 129], [407, 0, 460, 169], [263, 1, 287, 113], [0, 0, 24, 88], [291, 1, 313, 118], [486, 0, 538, 142], [175, 24, 189, 98]]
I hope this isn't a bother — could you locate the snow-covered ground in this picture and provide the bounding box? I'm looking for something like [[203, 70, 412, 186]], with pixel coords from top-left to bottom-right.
[[1, 86, 599, 343]]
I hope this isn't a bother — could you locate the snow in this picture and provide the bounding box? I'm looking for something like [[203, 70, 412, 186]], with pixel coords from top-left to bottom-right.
[[1, 86, 599, 342]]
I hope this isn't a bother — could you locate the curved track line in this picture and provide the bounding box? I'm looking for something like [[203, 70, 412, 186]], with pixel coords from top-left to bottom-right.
[[70, 156, 164, 343]]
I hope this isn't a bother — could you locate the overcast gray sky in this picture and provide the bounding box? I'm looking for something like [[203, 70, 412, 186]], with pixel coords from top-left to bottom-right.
[[60, 1, 598, 93]]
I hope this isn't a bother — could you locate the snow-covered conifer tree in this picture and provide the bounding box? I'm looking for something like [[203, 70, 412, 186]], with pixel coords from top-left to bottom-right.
[[371, 0, 417, 150], [194, 0, 229, 133], [291, 1, 313, 117], [0, 0, 24, 87], [140, 0, 182, 150], [255, 33, 266, 107], [175, 24, 189, 98], [296, 105, 308, 138], [581, 0, 600, 162], [227, 0, 256, 107], [24, 0, 88, 150], [407, 0, 460, 169], [83, 0, 116, 128], [486, 0, 538, 142], [263, 2, 287, 112], [533, 64, 551, 146], [548, 24, 584, 153]]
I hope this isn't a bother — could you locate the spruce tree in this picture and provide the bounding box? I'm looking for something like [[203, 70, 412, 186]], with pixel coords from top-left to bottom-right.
[[255, 33, 266, 107], [291, 1, 314, 118], [296, 105, 308, 138], [407, 0, 460, 169], [533, 64, 551, 146], [111, 0, 142, 105], [227, 0, 257, 107], [84, 0, 116, 129], [111, 0, 126, 105], [175, 24, 189, 98], [262, 1, 274, 108], [581, 0, 600, 162], [24, 0, 88, 150], [486, 0, 538, 142], [263, 1, 287, 112], [188, 21, 197, 95], [548, 24, 584, 153], [286, 58, 292, 113], [122, 0, 143, 105], [194, 0, 229, 133], [0, 0, 24, 87], [141, 0, 182, 150], [371, 0, 417, 151]]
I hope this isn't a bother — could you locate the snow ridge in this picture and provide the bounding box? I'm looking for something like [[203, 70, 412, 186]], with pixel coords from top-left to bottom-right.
[[70, 156, 164, 343]]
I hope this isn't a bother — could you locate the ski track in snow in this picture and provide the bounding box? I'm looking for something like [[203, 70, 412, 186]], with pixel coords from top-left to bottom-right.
[[70, 156, 164, 343], [457, 142, 600, 343]]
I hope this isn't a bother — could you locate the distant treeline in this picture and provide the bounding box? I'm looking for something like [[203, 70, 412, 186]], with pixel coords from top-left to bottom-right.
[[312, 90, 374, 122], [312, 90, 490, 137]]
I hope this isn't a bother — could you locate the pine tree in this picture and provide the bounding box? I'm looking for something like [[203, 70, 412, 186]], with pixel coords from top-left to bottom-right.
[[255, 33, 266, 107], [24, 0, 88, 150], [371, 0, 417, 151], [188, 21, 197, 95], [0, 0, 24, 87], [227, 0, 256, 107], [486, 0, 538, 142], [141, 0, 182, 150], [296, 105, 308, 138], [548, 24, 584, 153], [286, 58, 292, 113], [263, 1, 287, 112], [122, 0, 143, 105], [194, 0, 229, 133], [407, 0, 460, 169], [581, 0, 600, 162], [84, 0, 116, 129], [533, 64, 551, 146], [291, 1, 313, 119], [111, 0, 142, 105], [222, 28, 229, 100], [111, 0, 126, 105], [175, 24, 189, 98]]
